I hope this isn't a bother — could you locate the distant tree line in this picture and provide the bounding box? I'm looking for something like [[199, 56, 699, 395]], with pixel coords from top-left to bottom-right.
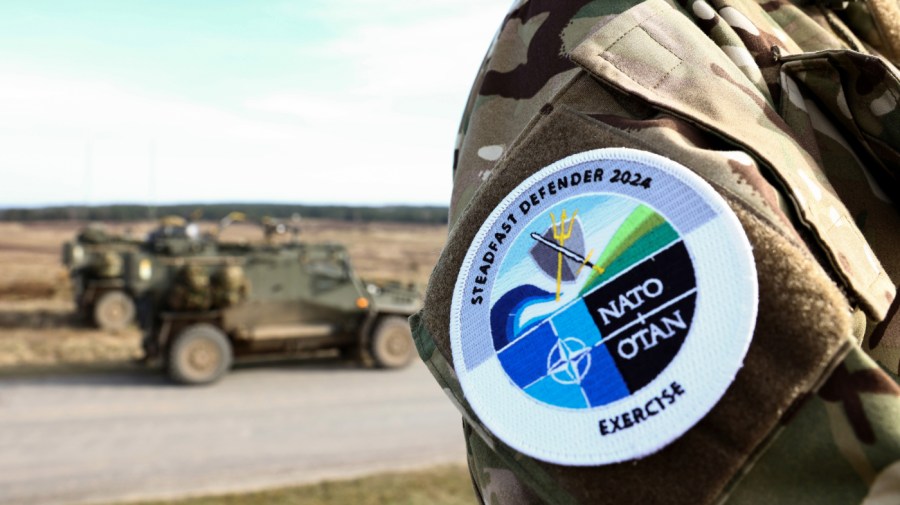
[[0, 203, 449, 224]]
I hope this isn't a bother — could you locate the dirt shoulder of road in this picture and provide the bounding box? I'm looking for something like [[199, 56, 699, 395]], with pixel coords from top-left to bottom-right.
[[0, 299, 142, 367], [105, 465, 475, 505]]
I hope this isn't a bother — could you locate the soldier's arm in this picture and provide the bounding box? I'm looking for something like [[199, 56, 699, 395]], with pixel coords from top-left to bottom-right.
[[421, 0, 900, 503]]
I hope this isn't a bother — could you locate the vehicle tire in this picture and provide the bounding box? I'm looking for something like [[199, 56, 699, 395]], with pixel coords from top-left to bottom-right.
[[93, 290, 136, 332], [168, 324, 232, 385], [369, 316, 415, 369]]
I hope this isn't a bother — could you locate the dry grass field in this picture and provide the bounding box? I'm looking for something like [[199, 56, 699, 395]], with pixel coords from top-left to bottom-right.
[[0, 219, 447, 367], [109, 465, 475, 505]]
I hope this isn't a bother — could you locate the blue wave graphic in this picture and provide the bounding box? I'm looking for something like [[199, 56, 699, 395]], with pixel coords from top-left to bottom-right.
[[490, 285, 556, 351]]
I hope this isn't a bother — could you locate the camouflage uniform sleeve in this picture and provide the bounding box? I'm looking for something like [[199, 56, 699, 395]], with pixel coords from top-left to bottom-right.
[[420, 0, 900, 503]]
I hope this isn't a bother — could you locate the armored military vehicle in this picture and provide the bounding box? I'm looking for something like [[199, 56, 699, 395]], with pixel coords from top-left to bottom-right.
[[136, 241, 421, 384], [62, 215, 240, 331], [62, 224, 144, 331]]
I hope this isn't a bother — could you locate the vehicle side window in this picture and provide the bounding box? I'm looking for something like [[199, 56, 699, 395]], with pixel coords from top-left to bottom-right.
[[308, 258, 347, 280]]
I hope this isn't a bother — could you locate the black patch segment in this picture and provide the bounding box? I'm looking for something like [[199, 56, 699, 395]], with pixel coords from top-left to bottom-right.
[[608, 293, 696, 392], [581, 241, 697, 392], [582, 241, 695, 335]]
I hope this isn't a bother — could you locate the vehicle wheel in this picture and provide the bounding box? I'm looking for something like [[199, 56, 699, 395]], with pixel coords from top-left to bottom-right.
[[93, 290, 136, 332], [369, 316, 415, 369], [168, 324, 232, 385]]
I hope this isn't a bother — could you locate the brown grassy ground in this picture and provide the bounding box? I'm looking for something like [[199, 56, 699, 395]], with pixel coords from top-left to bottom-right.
[[0, 219, 446, 367], [107, 465, 475, 505]]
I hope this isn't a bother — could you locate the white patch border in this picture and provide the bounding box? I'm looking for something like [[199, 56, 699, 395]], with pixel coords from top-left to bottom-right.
[[449, 148, 758, 466]]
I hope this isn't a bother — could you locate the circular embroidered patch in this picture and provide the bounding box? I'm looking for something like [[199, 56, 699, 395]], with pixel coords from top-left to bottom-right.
[[450, 148, 757, 466]]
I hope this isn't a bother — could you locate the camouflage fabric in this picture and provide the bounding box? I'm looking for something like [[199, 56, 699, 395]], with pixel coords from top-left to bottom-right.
[[77, 224, 113, 244], [210, 265, 249, 309], [167, 264, 212, 311], [415, 0, 900, 503], [159, 215, 187, 227], [93, 251, 124, 278]]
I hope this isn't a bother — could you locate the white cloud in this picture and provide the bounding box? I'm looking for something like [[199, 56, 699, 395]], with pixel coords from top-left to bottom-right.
[[0, 71, 304, 142]]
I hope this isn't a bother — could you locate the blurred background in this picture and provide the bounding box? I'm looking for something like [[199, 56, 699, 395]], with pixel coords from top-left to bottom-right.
[[0, 1, 510, 504]]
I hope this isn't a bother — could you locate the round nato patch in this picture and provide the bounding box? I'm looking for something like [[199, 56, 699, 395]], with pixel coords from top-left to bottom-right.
[[450, 148, 757, 466]]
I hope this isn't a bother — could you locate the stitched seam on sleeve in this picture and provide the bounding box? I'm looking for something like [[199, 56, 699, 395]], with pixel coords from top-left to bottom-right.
[[653, 60, 684, 89], [640, 25, 686, 89], [597, 19, 683, 91], [596, 5, 666, 57]]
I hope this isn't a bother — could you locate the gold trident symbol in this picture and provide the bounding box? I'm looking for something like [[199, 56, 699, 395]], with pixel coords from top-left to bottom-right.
[[550, 210, 577, 301]]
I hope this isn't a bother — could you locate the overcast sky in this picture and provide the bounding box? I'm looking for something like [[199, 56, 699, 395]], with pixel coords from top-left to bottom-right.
[[0, 0, 510, 207]]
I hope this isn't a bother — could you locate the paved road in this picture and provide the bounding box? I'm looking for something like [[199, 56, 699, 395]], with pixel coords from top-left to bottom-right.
[[0, 360, 466, 505]]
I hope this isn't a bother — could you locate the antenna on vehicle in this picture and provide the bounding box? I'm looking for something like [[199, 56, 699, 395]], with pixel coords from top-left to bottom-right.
[[83, 139, 92, 222], [148, 139, 157, 221], [290, 213, 302, 243]]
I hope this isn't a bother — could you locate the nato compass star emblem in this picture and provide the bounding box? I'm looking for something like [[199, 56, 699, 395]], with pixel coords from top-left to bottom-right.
[[546, 337, 592, 385]]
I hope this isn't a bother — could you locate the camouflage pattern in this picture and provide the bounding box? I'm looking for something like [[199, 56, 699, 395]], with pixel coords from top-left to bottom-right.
[[167, 264, 212, 311], [210, 264, 249, 309], [76, 223, 117, 245], [418, 0, 900, 502], [94, 251, 124, 278], [158, 215, 187, 227]]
